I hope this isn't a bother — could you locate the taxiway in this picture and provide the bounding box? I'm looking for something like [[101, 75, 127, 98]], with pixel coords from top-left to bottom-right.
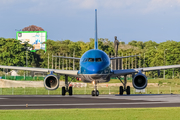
[[0, 94, 179, 109]]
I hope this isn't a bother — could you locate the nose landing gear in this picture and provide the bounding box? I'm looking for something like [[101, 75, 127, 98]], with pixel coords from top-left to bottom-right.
[[92, 90, 99, 96], [91, 81, 99, 96]]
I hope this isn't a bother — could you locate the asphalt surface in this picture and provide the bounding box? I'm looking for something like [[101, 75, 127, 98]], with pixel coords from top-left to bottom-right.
[[0, 94, 180, 109]]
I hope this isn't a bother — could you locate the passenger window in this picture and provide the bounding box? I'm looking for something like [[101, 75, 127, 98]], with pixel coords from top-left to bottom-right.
[[95, 58, 102, 62], [88, 58, 94, 62]]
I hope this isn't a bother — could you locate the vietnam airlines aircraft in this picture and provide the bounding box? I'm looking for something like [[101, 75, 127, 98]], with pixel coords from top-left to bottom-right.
[[1, 9, 180, 96]]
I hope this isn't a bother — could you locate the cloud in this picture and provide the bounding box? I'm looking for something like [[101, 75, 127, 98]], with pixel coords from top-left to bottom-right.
[[71, 0, 98, 9], [0, 0, 25, 5], [0, 0, 15, 4], [1, 0, 180, 16], [71, 0, 180, 14], [142, 0, 180, 13], [0, 0, 25, 11]]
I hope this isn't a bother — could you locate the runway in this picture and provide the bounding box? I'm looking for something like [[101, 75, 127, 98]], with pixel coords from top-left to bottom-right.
[[0, 94, 180, 109]]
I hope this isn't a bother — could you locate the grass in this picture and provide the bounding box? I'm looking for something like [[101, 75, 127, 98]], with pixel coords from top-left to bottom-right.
[[0, 78, 180, 95], [1, 79, 180, 120], [0, 84, 179, 95], [109, 78, 180, 84], [0, 108, 180, 120]]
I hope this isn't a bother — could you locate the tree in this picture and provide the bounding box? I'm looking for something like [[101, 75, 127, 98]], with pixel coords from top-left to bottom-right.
[[0, 38, 33, 66], [1, 36, 180, 78], [128, 40, 137, 47], [22, 25, 44, 31]]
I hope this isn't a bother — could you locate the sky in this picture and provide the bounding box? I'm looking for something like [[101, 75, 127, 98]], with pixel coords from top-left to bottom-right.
[[0, 0, 180, 43]]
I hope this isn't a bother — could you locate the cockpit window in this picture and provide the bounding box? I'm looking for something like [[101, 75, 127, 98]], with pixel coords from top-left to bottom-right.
[[96, 58, 102, 62], [83, 58, 88, 62], [88, 58, 94, 62]]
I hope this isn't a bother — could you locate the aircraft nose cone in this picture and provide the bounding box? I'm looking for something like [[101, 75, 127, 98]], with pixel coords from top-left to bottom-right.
[[87, 64, 102, 74]]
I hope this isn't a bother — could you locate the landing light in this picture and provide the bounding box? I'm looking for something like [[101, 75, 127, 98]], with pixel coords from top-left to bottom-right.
[[92, 81, 95, 84]]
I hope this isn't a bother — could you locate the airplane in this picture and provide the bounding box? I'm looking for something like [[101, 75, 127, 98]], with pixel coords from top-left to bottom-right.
[[1, 9, 180, 96]]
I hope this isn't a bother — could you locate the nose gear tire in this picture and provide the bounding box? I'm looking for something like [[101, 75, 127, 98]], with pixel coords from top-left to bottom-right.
[[62, 87, 66, 96], [96, 90, 99, 96], [92, 90, 95, 96], [69, 86, 73, 96]]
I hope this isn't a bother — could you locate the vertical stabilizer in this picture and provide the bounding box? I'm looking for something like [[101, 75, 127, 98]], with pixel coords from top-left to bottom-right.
[[94, 9, 98, 49]]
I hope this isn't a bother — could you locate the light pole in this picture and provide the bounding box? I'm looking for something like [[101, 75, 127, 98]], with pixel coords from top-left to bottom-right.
[[73, 50, 75, 70], [129, 53, 130, 69], [132, 53, 133, 69], [25, 46, 28, 76], [48, 53, 49, 69], [135, 53, 137, 68], [126, 53, 127, 69], [26, 49, 27, 67], [122, 53, 123, 69], [164, 49, 167, 79], [139, 53, 141, 68], [59, 53, 60, 69], [52, 54, 53, 69], [143, 52, 146, 76], [143, 52, 145, 68]]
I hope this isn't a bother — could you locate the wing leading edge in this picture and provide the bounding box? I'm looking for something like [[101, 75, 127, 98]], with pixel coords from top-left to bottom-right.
[[0, 65, 79, 77], [53, 56, 80, 60], [111, 64, 180, 77], [110, 55, 139, 60]]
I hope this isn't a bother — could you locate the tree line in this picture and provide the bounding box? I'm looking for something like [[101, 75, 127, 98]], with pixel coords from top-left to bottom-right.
[[0, 37, 180, 79]]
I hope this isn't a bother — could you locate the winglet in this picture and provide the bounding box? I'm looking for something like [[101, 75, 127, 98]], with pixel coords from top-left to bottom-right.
[[94, 9, 98, 49]]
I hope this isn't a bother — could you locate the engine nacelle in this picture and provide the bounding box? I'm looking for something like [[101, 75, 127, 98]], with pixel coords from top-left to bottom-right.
[[44, 74, 59, 90], [132, 72, 147, 89]]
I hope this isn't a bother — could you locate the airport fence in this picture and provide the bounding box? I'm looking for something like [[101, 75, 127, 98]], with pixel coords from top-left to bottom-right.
[[0, 75, 154, 81], [0, 84, 179, 95], [1, 76, 44, 81], [0, 75, 73, 81]]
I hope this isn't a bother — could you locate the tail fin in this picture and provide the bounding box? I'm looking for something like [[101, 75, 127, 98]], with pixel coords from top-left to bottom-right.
[[94, 9, 98, 49]]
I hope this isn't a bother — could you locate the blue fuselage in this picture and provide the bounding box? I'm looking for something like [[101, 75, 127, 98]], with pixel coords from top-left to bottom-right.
[[78, 49, 111, 83]]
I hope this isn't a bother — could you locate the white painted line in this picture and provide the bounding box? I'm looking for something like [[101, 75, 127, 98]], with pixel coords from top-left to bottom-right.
[[0, 102, 177, 107], [0, 98, 7, 99]]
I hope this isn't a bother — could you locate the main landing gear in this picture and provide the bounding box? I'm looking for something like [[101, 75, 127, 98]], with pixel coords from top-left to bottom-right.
[[91, 81, 99, 96], [62, 75, 73, 96], [117, 75, 130, 95]]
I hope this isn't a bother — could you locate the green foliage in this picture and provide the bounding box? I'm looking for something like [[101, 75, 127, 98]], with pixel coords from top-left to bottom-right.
[[0, 37, 180, 78], [0, 38, 34, 66]]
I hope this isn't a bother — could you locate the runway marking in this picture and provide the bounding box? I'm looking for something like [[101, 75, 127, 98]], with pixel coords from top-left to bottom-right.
[[0, 102, 177, 107], [0, 98, 7, 99]]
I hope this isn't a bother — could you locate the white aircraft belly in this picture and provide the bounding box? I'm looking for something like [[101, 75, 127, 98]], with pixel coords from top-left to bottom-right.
[[80, 74, 110, 83]]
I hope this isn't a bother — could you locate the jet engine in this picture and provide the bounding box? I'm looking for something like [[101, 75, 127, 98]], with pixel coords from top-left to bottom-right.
[[44, 74, 59, 90], [132, 72, 147, 89]]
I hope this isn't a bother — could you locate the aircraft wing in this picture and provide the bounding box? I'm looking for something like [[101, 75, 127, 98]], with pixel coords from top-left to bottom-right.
[[110, 55, 139, 60], [111, 64, 180, 77], [0, 65, 79, 77], [53, 56, 80, 60]]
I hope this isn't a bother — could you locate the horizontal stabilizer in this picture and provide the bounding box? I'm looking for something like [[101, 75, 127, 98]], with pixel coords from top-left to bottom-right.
[[53, 56, 80, 60], [110, 55, 139, 60]]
